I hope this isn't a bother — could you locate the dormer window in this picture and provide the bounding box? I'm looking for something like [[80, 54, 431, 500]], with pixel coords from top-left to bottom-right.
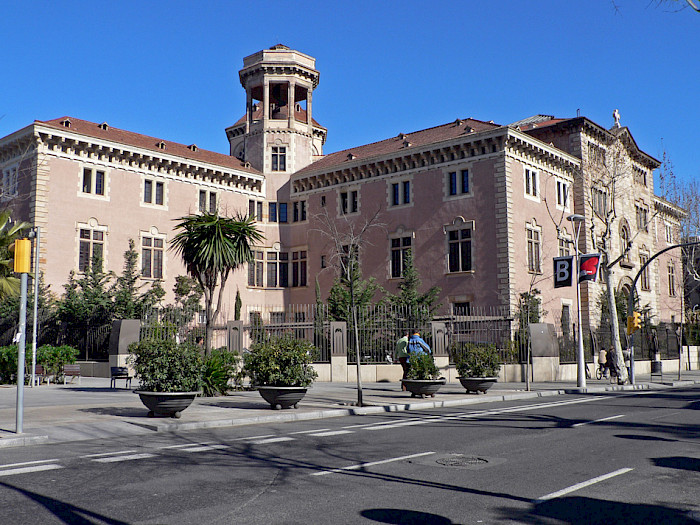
[[99, 122, 109, 131], [188, 144, 198, 152], [347, 153, 356, 161], [61, 119, 71, 128], [157, 141, 166, 150]]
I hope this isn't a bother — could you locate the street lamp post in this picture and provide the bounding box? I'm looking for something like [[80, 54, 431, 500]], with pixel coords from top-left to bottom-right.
[[568, 214, 586, 388]]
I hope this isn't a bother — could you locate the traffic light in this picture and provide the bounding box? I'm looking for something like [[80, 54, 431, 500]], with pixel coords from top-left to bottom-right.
[[626, 311, 642, 335]]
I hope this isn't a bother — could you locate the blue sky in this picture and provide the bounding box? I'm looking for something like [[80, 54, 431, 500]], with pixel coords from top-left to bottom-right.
[[1, 1, 698, 187]]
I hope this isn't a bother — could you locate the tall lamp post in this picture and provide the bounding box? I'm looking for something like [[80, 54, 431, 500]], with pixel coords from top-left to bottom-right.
[[568, 213, 586, 388]]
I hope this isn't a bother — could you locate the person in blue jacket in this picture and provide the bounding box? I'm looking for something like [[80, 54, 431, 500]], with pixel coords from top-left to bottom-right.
[[407, 330, 431, 357]]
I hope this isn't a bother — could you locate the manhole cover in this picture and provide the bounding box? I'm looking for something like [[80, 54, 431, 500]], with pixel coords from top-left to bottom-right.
[[436, 455, 488, 467]]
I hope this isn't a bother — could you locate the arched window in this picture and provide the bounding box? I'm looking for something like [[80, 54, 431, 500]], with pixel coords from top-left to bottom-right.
[[620, 224, 631, 264]]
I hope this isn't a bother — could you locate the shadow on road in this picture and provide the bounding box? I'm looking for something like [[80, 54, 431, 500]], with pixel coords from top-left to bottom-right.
[[499, 495, 699, 524], [0, 481, 129, 525], [652, 456, 700, 473], [361, 508, 457, 524]]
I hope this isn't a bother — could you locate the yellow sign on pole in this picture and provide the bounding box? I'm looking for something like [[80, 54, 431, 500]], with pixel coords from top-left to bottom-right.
[[13, 239, 31, 273]]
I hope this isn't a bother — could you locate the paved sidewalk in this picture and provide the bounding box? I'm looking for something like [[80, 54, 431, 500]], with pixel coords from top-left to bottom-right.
[[1, 371, 698, 448]]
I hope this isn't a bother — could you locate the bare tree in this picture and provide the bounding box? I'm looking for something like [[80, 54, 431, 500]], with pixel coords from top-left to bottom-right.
[[312, 207, 385, 406]]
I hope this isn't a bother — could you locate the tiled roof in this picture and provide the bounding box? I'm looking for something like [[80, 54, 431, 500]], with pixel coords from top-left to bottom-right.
[[38, 117, 262, 176], [295, 118, 501, 175]]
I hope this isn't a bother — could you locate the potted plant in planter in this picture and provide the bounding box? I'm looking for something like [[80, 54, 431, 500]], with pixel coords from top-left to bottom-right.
[[453, 343, 501, 394], [401, 352, 445, 398], [129, 339, 204, 418], [243, 336, 318, 410]]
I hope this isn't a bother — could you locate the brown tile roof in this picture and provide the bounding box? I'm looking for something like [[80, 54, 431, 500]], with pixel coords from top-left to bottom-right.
[[295, 118, 501, 176], [37, 117, 262, 176]]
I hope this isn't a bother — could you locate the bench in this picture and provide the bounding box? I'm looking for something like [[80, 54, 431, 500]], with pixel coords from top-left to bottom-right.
[[110, 366, 132, 389], [33, 364, 51, 386], [63, 364, 81, 385]]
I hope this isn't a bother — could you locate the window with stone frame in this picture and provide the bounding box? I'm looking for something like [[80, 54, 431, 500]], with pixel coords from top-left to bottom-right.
[[1, 165, 18, 199], [524, 168, 539, 198], [556, 179, 570, 209], [144, 179, 164, 205], [141, 236, 164, 279], [635, 203, 649, 232], [82, 167, 105, 196], [640, 252, 650, 291], [340, 190, 359, 214], [668, 262, 676, 296], [592, 186, 608, 216], [271, 146, 286, 171], [78, 227, 105, 272], [447, 225, 473, 273], [665, 223, 674, 243], [291, 250, 307, 287], [620, 224, 632, 264], [526, 223, 542, 274], [248, 251, 264, 287], [390, 235, 412, 278], [558, 230, 571, 257]]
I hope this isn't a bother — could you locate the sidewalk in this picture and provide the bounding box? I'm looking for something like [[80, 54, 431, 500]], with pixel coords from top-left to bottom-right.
[[1, 371, 698, 448]]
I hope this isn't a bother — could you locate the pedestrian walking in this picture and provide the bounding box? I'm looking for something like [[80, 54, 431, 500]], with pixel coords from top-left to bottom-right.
[[407, 330, 431, 356], [395, 330, 410, 390]]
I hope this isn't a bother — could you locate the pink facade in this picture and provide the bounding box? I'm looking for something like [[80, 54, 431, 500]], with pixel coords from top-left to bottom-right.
[[0, 45, 684, 332]]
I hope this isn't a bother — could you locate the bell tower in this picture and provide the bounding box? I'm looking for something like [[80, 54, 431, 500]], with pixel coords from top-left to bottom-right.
[[226, 45, 326, 176]]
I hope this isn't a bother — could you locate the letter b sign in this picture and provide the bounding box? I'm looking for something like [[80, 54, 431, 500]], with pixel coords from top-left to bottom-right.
[[553, 256, 573, 288]]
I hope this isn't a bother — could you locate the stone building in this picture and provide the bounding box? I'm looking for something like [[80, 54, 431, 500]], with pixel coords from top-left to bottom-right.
[[0, 44, 684, 334]]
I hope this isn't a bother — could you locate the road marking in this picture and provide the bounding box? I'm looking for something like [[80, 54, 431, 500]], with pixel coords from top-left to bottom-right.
[[159, 442, 215, 449], [308, 430, 354, 437], [180, 444, 229, 453], [247, 437, 295, 445], [572, 414, 625, 427], [535, 468, 634, 503], [290, 428, 332, 435], [92, 453, 157, 463], [80, 450, 137, 458], [311, 451, 436, 477], [0, 459, 60, 469], [0, 464, 63, 477], [232, 434, 276, 442]]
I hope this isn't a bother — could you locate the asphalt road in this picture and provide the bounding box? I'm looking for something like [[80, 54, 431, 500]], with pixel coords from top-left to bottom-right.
[[0, 387, 698, 524]]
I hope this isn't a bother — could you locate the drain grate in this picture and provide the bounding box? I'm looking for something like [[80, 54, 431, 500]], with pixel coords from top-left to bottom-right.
[[436, 455, 488, 467]]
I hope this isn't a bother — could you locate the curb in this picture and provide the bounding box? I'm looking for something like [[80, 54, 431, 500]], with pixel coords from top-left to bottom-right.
[[132, 383, 651, 433], [0, 434, 49, 448]]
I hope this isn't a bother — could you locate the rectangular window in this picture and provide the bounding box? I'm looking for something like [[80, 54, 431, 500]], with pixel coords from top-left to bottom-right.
[[82, 168, 92, 194], [279, 252, 289, 287], [78, 228, 104, 272], [668, 262, 676, 296], [301, 200, 307, 221], [341, 192, 348, 214], [249, 199, 255, 217], [448, 172, 457, 196], [141, 237, 164, 279], [525, 169, 538, 197], [143, 179, 164, 205], [291, 250, 307, 287], [402, 181, 410, 204], [556, 180, 569, 208], [636, 204, 648, 232], [271, 146, 286, 171], [267, 252, 278, 288], [527, 226, 541, 273], [200, 191, 208, 213], [2, 165, 19, 198], [293, 201, 299, 222], [640, 254, 650, 290], [257, 201, 263, 221], [350, 191, 358, 213], [279, 203, 288, 223], [156, 182, 164, 206], [448, 228, 472, 273], [95, 171, 105, 196], [248, 251, 264, 287], [269, 202, 277, 223], [592, 187, 608, 216], [392, 183, 400, 205], [390, 236, 412, 278], [461, 170, 469, 194], [665, 223, 673, 243], [209, 192, 217, 213]]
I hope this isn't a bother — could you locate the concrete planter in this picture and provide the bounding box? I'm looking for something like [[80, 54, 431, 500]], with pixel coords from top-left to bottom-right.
[[257, 386, 309, 410], [135, 390, 201, 418], [401, 379, 446, 398], [458, 377, 497, 394]]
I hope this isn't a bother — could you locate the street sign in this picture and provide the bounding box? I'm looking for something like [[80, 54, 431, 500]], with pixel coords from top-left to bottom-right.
[[553, 256, 574, 288], [579, 253, 601, 283]]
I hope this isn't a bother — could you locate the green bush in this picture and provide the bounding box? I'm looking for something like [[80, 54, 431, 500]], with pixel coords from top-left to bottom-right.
[[202, 347, 242, 397], [405, 352, 441, 380], [128, 339, 204, 392], [0, 344, 78, 384], [37, 345, 79, 378], [452, 343, 501, 378], [243, 336, 318, 387]]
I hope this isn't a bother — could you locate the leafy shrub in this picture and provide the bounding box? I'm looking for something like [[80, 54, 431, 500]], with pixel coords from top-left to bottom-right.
[[128, 339, 204, 392], [0, 345, 22, 384], [37, 345, 78, 378], [452, 343, 501, 378], [243, 336, 318, 387], [202, 347, 242, 397], [405, 352, 441, 380]]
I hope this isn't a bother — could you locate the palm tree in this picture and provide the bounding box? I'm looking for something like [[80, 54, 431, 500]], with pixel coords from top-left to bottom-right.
[[171, 212, 263, 354], [0, 209, 31, 299]]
